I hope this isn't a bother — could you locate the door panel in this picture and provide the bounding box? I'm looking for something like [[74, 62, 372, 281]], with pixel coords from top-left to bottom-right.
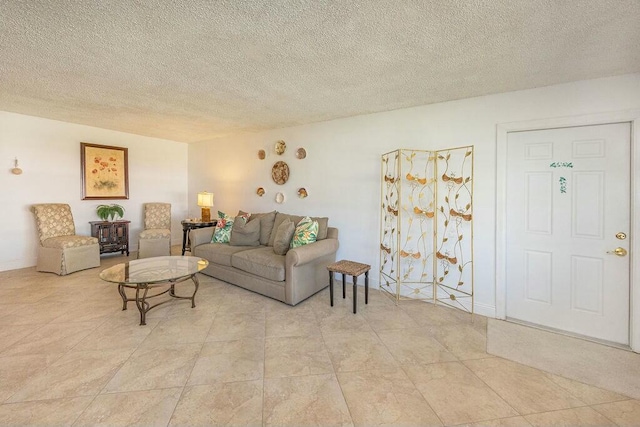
[[525, 172, 553, 234], [524, 250, 552, 303], [570, 255, 603, 314], [506, 123, 631, 344]]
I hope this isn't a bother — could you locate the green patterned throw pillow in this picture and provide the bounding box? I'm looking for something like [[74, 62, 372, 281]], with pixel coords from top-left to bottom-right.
[[290, 216, 318, 248], [212, 211, 234, 243]]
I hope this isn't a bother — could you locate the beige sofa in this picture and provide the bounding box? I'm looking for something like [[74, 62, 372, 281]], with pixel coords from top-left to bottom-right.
[[189, 212, 339, 305]]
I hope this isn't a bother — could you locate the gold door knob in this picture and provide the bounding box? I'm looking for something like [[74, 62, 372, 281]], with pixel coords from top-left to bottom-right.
[[607, 247, 628, 256]]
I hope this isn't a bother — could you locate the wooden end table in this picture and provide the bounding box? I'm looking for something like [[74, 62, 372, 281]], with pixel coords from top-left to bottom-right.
[[327, 260, 371, 314], [181, 220, 216, 255]]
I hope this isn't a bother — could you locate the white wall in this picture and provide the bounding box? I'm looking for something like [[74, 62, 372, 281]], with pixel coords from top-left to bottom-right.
[[0, 112, 189, 271], [189, 73, 640, 317]]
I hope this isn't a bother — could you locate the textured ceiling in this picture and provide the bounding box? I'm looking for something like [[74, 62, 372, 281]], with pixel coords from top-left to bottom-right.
[[1, 1, 639, 143]]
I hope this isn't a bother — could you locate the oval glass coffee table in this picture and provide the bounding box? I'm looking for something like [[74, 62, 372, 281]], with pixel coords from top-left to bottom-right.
[[100, 256, 209, 325]]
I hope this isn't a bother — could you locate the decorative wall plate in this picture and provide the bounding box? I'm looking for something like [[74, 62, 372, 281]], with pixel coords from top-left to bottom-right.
[[275, 192, 285, 204], [297, 187, 308, 198], [258, 150, 266, 160], [256, 187, 265, 196], [275, 140, 286, 155], [296, 148, 306, 159], [271, 161, 290, 185]]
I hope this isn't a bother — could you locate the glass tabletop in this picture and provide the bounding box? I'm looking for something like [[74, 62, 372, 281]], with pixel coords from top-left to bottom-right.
[[99, 256, 208, 284]]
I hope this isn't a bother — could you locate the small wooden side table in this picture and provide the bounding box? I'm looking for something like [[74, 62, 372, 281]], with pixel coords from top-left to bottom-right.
[[327, 260, 371, 314], [181, 220, 216, 255]]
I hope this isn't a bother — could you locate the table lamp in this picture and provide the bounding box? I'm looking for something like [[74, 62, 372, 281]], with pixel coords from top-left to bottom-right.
[[197, 191, 214, 222]]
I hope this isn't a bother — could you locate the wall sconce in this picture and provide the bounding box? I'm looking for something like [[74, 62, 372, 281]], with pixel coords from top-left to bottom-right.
[[197, 191, 214, 222], [11, 158, 22, 175]]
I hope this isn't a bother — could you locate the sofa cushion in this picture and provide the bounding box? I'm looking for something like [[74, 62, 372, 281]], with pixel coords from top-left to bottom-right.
[[237, 211, 251, 222], [232, 247, 286, 282], [268, 213, 328, 246], [229, 214, 261, 247], [312, 217, 329, 240], [244, 210, 277, 246], [212, 211, 234, 243], [273, 219, 295, 255], [194, 243, 254, 267]]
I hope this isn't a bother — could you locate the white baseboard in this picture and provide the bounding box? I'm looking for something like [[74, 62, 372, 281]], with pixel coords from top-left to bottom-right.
[[473, 301, 496, 318]]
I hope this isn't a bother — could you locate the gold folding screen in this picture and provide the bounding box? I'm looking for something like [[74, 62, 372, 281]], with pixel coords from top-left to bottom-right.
[[380, 146, 474, 312]]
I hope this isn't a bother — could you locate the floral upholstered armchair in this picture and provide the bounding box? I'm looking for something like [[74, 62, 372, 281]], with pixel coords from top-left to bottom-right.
[[138, 203, 171, 258], [31, 203, 100, 275]]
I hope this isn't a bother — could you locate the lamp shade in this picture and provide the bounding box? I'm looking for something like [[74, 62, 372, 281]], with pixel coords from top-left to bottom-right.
[[197, 192, 214, 207]]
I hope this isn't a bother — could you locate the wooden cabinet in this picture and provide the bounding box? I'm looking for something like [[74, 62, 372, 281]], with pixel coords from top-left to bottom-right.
[[90, 220, 130, 256]]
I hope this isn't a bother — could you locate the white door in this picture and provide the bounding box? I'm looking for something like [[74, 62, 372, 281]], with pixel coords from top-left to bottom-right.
[[506, 123, 631, 345]]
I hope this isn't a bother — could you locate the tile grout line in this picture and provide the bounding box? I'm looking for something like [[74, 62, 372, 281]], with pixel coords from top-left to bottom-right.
[[158, 300, 213, 425]]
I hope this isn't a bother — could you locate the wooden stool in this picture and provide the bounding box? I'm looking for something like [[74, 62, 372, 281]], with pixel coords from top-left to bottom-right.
[[327, 260, 371, 313]]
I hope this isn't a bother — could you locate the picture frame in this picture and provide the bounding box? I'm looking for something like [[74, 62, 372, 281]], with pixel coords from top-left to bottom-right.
[[80, 142, 129, 200]]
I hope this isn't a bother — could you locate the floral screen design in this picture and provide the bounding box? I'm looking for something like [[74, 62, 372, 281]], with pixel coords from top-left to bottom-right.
[[380, 147, 474, 313], [380, 150, 435, 301], [434, 148, 474, 312]]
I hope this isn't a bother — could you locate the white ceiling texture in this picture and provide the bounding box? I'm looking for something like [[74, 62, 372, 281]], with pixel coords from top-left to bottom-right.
[[1, 0, 639, 143]]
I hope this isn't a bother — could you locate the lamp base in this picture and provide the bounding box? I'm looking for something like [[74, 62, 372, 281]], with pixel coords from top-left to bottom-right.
[[201, 207, 211, 222]]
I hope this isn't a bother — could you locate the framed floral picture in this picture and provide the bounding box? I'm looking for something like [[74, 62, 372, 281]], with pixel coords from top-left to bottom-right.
[[81, 142, 129, 200]]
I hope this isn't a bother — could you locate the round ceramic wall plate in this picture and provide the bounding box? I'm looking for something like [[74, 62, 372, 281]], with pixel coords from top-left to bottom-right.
[[297, 187, 308, 198], [275, 140, 286, 155], [271, 161, 290, 185], [296, 148, 306, 159], [275, 192, 285, 204], [256, 187, 265, 196], [258, 150, 266, 160]]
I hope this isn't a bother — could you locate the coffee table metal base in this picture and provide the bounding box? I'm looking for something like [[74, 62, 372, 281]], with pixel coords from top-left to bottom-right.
[[117, 273, 200, 325]]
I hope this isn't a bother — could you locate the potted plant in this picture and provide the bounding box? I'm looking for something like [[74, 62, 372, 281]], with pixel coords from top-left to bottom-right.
[[96, 204, 125, 222]]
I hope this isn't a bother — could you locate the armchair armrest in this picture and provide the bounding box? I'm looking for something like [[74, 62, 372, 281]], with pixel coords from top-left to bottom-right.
[[189, 226, 215, 251], [286, 238, 339, 268]]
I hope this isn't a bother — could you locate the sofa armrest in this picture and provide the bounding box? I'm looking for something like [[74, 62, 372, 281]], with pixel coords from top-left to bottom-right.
[[286, 238, 339, 268], [189, 226, 215, 251]]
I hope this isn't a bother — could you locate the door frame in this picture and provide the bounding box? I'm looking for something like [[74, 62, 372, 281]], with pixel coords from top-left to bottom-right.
[[496, 109, 640, 352]]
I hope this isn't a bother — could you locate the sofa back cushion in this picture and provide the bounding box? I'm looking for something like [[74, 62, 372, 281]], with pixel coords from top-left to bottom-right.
[[313, 217, 329, 240], [268, 213, 329, 246], [229, 215, 261, 246], [243, 210, 276, 246], [273, 219, 295, 255]]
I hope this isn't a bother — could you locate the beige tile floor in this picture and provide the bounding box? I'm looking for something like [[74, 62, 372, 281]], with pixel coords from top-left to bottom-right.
[[0, 249, 639, 426]]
